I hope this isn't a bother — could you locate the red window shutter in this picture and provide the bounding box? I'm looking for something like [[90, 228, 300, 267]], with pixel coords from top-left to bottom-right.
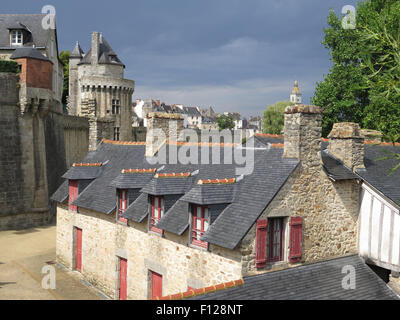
[[69, 180, 78, 212], [289, 216, 303, 263], [255, 219, 268, 268]]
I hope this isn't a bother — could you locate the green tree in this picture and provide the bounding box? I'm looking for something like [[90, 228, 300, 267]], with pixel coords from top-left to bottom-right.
[[59, 51, 70, 106], [217, 114, 235, 130], [312, 0, 400, 138], [262, 100, 294, 135]]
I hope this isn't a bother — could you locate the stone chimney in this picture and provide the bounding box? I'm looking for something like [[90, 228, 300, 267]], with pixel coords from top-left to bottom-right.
[[145, 112, 184, 157], [283, 104, 322, 168], [328, 122, 365, 171], [91, 32, 100, 65]]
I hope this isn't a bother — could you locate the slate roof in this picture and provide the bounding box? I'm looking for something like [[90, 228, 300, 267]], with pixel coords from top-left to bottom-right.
[[71, 143, 148, 214], [180, 184, 236, 205], [190, 255, 400, 300], [10, 47, 50, 62], [122, 192, 148, 222], [356, 145, 400, 206], [183, 106, 201, 116], [0, 14, 51, 48], [50, 180, 68, 203], [70, 41, 84, 58], [62, 164, 105, 180], [141, 175, 194, 196], [321, 149, 358, 181], [79, 34, 124, 67], [155, 200, 189, 235], [110, 172, 155, 189]]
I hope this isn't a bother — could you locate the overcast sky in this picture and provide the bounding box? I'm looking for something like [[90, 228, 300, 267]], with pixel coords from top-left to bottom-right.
[[3, 0, 359, 117]]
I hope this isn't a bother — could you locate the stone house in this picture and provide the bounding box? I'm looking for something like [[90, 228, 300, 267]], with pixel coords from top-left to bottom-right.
[[51, 106, 400, 299], [67, 32, 135, 150]]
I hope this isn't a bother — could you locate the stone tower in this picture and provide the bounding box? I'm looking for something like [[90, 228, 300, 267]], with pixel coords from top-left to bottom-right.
[[290, 80, 302, 104], [67, 32, 135, 150]]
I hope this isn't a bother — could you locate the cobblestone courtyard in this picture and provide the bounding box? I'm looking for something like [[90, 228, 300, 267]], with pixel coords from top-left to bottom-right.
[[0, 223, 106, 300]]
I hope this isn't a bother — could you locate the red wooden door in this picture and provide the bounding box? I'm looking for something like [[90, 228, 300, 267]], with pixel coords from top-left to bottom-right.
[[151, 271, 162, 299], [119, 258, 127, 300], [76, 228, 82, 272]]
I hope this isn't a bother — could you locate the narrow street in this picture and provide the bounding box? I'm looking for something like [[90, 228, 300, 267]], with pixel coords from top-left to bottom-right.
[[0, 224, 106, 300]]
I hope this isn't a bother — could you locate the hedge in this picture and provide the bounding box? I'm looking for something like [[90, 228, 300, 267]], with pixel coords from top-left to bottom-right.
[[0, 60, 19, 73]]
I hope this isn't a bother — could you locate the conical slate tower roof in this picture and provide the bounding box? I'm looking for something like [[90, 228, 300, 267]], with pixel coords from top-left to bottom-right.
[[70, 41, 84, 58], [79, 33, 124, 67]]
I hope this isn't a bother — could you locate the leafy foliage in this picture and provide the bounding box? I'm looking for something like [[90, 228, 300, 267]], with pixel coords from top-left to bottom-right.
[[217, 114, 235, 130], [0, 60, 19, 73], [262, 100, 294, 135], [59, 51, 70, 106], [312, 0, 400, 139]]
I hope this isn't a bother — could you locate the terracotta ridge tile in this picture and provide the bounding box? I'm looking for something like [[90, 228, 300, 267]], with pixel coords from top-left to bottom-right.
[[72, 162, 102, 167], [121, 168, 157, 174], [198, 178, 236, 185], [153, 278, 244, 300]]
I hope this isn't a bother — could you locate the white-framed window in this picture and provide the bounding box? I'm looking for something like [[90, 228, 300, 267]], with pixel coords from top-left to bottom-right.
[[11, 30, 22, 46]]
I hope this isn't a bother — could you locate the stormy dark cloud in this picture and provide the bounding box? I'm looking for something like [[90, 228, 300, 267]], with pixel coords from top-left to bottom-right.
[[2, 0, 359, 116]]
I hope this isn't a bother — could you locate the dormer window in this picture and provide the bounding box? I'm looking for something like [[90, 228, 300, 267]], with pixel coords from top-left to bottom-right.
[[118, 189, 128, 224], [150, 195, 164, 234], [11, 30, 22, 46], [191, 205, 209, 249]]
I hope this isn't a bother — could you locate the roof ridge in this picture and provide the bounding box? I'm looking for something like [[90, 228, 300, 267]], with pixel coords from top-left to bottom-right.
[[103, 140, 146, 146], [198, 178, 236, 185], [153, 279, 244, 300], [121, 168, 156, 174], [72, 162, 102, 167], [155, 172, 191, 178]]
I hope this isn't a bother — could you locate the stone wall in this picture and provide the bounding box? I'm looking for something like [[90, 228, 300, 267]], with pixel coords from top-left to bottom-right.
[[240, 106, 360, 277], [132, 126, 147, 142], [145, 113, 184, 157], [0, 73, 24, 216], [0, 71, 90, 230], [56, 204, 242, 299], [62, 115, 89, 168], [240, 165, 360, 276]]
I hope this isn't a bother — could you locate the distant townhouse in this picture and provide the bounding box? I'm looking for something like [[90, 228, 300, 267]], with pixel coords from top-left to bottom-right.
[[51, 106, 400, 299], [0, 14, 64, 105]]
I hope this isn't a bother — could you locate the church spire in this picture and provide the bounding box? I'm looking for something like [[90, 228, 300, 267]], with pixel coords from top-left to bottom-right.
[[290, 80, 302, 104]]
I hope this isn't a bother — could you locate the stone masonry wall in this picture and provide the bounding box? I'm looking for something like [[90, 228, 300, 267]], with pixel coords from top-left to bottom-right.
[[0, 73, 24, 216], [56, 205, 242, 299], [240, 106, 360, 277], [240, 164, 360, 276]]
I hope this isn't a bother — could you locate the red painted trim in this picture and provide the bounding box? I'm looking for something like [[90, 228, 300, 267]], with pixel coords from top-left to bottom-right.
[[289, 216, 303, 263], [69, 180, 78, 212], [118, 189, 128, 224], [75, 227, 82, 272], [255, 219, 268, 268], [150, 196, 163, 234], [267, 218, 284, 263], [119, 258, 127, 300], [151, 271, 163, 299], [191, 205, 209, 248]]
